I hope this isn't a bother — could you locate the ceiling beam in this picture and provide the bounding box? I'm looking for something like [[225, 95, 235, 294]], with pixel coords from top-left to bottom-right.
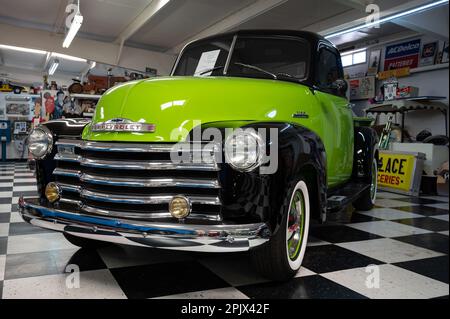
[[315, 0, 436, 37], [115, 0, 170, 44], [170, 0, 289, 53], [392, 5, 449, 41]]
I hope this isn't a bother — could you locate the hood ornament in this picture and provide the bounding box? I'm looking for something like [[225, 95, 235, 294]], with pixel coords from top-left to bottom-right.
[[92, 118, 156, 132]]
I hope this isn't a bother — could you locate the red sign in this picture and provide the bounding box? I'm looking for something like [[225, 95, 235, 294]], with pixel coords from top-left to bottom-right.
[[384, 55, 419, 71]]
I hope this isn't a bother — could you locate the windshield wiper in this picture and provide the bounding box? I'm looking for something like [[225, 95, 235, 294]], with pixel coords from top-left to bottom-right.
[[197, 66, 225, 76], [234, 63, 277, 79]]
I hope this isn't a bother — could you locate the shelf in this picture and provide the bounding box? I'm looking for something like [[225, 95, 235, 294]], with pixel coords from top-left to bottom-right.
[[410, 63, 449, 74], [70, 93, 102, 100]]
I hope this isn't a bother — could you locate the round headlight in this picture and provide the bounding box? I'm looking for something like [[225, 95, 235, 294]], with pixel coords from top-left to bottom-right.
[[224, 129, 265, 172], [28, 126, 53, 159]]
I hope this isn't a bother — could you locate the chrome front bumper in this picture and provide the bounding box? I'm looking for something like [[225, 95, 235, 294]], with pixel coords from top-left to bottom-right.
[[18, 197, 270, 252]]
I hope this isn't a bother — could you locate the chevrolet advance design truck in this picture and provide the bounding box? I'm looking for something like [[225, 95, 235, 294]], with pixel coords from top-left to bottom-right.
[[21, 30, 378, 280]]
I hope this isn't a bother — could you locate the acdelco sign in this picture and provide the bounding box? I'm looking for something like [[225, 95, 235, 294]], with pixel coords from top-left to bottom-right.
[[384, 39, 421, 70]]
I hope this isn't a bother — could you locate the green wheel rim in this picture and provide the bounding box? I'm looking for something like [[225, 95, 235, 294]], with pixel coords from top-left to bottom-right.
[[287, 190, 306, 261]]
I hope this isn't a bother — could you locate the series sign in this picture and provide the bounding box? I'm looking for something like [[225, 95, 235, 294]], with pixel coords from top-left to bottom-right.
[[377, 151, 425, 196], [384, 39, 421, 70]]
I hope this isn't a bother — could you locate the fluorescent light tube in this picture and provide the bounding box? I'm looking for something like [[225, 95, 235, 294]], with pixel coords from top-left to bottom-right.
[[51, 52, 86, 62], [325, 0, 449, 39], [0, 44, 47, 55], [49, 59, 60, 75], [62, 12, 83, 48]]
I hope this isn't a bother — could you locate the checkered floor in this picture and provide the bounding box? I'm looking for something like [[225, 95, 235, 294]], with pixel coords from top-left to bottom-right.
[[0, 161, 448, 299]]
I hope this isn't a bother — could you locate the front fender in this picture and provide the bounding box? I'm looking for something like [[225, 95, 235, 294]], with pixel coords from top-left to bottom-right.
[[33, 119, 89, 203], [353, 126, 379, 183], [196, 121, 327, 235]]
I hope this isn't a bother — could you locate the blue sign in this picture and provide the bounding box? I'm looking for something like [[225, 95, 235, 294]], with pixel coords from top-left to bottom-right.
[[385, 39, 421, 59]]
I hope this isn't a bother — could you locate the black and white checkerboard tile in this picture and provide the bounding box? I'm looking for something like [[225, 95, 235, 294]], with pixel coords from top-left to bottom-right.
[[0, 161, 448, 299]]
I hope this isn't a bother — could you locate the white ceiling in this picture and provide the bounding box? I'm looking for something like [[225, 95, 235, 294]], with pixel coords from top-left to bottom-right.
[[0, 0, 426, 51], [0, 0, 447, 84]]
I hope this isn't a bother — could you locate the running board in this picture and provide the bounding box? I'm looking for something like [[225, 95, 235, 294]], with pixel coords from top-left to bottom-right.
[[327, 182, 370, 212]]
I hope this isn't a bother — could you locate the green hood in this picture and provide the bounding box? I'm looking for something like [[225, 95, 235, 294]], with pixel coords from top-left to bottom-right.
[[82, 76, 317, 142]]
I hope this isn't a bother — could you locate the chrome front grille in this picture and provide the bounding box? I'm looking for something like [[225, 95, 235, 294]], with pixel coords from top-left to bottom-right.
[[53, 139, 222, 222]]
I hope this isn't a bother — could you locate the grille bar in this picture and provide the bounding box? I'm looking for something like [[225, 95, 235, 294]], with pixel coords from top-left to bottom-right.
[[80, 158, 218, 171], [80, 189, 221, 205], [80, 173, 220, 188], [53, 139, 222, 223]]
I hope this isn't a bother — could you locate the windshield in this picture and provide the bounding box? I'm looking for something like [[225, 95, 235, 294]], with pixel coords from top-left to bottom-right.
[[173, 35, 310, 82]]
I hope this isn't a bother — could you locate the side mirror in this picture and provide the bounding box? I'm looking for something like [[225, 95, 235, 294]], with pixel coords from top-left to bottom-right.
[[332, 79, 348, 97]]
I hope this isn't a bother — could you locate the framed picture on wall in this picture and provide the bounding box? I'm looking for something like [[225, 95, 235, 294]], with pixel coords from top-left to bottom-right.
[[367, 49, 381, 75], [349, 76, 376, 101], [420, 41, 438, 66]]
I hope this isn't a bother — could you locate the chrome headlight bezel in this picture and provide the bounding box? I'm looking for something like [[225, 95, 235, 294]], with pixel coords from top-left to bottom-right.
[[224, 129, 265, 172], [28, 126, 53, 159]]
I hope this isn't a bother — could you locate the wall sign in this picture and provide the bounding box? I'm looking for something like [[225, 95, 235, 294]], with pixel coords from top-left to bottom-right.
[[384, 39, 421, 70], [377, 150, 425, 196], [420, 42, 438, 66]]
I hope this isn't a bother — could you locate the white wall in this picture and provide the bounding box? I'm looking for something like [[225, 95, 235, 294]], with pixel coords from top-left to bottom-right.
[[345, 34, 449, 138]]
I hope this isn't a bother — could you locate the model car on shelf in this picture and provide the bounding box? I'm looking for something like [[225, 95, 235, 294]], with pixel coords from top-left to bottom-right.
[[0, 80, 25, 94], [21, 30, 378, 280]]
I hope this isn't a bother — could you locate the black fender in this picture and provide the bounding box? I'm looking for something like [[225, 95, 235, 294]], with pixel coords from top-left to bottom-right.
[[195, 121, 327, 236], [353, 126, 379, 183], [33, 119, 89, 203]]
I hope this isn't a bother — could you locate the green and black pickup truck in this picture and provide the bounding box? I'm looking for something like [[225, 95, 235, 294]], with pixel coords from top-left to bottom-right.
[[22, 30, 378, 280]]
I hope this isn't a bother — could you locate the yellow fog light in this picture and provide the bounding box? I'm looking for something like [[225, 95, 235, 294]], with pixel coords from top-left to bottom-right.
[[169, 196, 191, 219], [45, 182, 60, 203]]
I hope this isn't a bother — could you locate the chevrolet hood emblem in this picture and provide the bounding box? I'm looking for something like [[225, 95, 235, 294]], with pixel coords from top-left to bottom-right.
[[92, 118, 156, 132]]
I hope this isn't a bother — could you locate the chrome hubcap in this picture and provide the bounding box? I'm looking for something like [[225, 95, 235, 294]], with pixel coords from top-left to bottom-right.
[[287, 190, 305, 261]]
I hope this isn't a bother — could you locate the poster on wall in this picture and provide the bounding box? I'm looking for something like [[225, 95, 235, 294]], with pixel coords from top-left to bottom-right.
[[367, 49, 381, 75], [420, 42, 438, 66], [442, 42, 449, 63], [384, 39, 421, 71], [5, 103, 30, 117], [349, 76, 376, 101]]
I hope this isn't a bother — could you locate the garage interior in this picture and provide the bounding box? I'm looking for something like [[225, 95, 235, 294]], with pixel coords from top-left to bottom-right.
[[0, 0, 448, 299]]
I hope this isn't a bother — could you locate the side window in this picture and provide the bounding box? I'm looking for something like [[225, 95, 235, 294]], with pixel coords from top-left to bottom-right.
[[317, 48, 343, 94]]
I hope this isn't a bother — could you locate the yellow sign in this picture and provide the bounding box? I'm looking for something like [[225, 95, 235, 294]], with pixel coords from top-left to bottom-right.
[[377, 67, 410, 80], [377, 151, 415, 192]]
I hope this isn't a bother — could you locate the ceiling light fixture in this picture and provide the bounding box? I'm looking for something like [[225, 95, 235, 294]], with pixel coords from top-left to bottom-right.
[[0, 44, 47, 55], [325, 0, 449, 39], [48, 59, 60, 75], [62, 0, 83, 48], [51, 52, 86, 62]]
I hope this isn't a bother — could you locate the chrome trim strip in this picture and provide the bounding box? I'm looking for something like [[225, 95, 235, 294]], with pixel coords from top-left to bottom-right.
[[54, 153, 81, 163], [80, 189, 221, 205], [80, 158, 219, 171], [82, 141, 178, 153], [79, 173, 220, 188], [19, 197, 269, 253], [55, 139, 83, 147], [81, 205, 222, 222], [53, 168, 80, 178], [59, 183, 82, 193], [59, 198, 82, 206]]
